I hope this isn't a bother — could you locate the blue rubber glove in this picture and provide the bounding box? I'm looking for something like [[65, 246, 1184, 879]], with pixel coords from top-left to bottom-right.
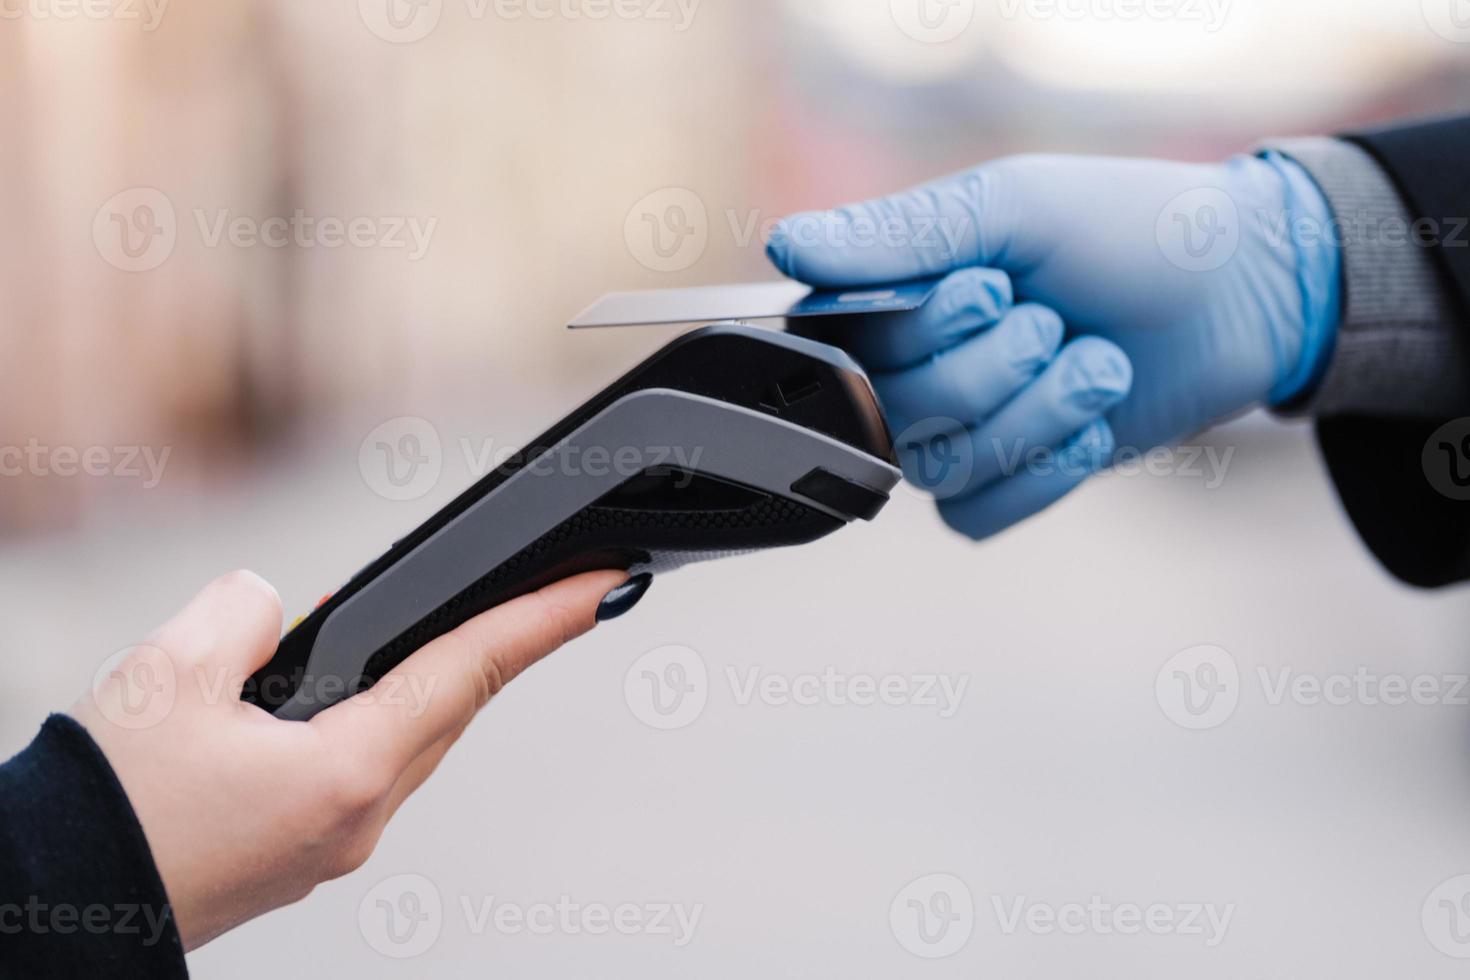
[[767, 152, 1341, 541]]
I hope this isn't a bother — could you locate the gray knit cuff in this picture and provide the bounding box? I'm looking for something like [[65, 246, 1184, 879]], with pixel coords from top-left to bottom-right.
[[1261, 137, 1470, 418]]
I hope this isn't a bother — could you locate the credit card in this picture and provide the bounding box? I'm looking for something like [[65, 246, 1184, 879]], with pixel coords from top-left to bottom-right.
[[568, 277, 943, 329]]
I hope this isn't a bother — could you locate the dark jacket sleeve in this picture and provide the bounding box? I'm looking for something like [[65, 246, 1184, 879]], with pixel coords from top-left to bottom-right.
[[1269, 115, 1470, 588], [1349, 116, 1470, 304], [0, 715, 189, 979]]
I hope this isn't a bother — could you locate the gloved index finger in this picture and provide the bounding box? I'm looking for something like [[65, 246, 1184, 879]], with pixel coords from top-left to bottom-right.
[[766, 168, 1004, 289], [830, 266, 1014, 371]]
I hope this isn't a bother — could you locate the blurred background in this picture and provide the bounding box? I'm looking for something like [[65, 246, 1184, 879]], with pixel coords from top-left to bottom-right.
[[4, 0, 1470, 976]]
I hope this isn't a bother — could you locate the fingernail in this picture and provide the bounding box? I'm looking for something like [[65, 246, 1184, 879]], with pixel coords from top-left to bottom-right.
[[1068, 356, 1133, 410], [596, 573, 654, 623], [1070, 385, 1129, 413], [1062, 419, 1116, 474]]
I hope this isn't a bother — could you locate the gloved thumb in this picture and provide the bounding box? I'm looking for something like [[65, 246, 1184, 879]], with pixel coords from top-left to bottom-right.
[[766, 164, 1022, 289]]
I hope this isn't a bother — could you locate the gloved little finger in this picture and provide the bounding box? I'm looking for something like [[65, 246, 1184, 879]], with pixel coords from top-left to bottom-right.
[[937, 418, 1116, 542], [955, 335, 1132, 496]]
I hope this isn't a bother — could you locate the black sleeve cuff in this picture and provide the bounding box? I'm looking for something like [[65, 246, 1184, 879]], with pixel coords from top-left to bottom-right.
[[0, 714, 188, 979], [1317, 416, 1470, 589]]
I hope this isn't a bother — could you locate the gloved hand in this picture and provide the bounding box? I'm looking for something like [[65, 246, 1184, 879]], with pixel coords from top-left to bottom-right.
[[767, 152, 1341, 541]]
